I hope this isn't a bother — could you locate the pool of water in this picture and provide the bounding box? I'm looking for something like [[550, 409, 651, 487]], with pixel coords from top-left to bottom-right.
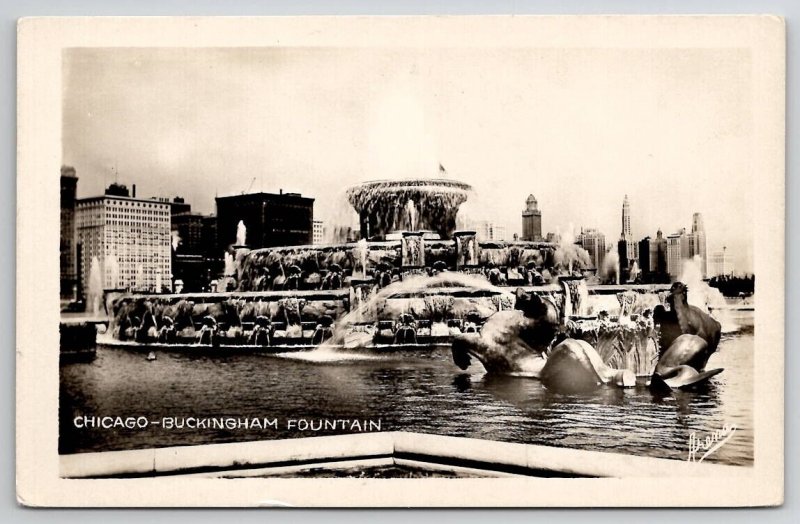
[[59, 328, 753, 466]]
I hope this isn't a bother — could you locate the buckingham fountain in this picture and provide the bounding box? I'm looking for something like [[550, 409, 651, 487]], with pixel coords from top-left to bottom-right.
[[101, 174, 707, 389]]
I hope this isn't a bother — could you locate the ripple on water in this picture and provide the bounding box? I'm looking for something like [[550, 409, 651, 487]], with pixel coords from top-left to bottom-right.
[[60, 332, 753, 466]]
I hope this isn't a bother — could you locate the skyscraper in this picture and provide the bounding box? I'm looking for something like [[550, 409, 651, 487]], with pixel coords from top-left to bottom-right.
[[472, 220, 507, 242], [622, 194, 631, 237], [619, 194, 637, 265], [666, 228, 689, 279], [76, 183, 172, 292], [215, 190, 315, 252], [638, 231, 668, 283], [521, 194, 543, 241], [688, 212, 708, 278], [313, 219, 325, 244], [60, 166, 78, 298], [576, 227, 606, 270], [710, 247, 734, 277]]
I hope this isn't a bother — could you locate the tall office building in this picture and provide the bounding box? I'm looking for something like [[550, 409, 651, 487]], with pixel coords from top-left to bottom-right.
[[60, 166, 79, 298], [313, 219, 325, 245], [710, 247, 734, 277], [576, 227, 606, 270], [521, 194, 543, 241], [473, 220, 507, 242], [216, 190, 315, 252], [688, 212, 708, 278], [638, 231, 668, 282], [666, 228, 689, 279], [620, 194, 637, 264], [76, 183, 172, 292]]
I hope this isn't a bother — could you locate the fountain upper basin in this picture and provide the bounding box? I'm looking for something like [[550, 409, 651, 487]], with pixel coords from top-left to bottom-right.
[[346, 178, 472, 240]]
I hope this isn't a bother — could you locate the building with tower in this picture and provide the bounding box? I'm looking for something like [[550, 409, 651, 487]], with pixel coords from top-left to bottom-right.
[[521, 194, 543, 241], [619, 194, 637, 264], [688, 212, 708, 278]]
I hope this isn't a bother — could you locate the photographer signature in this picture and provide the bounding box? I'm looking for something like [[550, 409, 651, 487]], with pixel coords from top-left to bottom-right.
[[688, 423, 737, 463]]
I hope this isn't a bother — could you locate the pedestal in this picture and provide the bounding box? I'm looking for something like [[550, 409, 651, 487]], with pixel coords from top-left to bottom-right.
[[454, 230, 479, 269], [401, 232, 425, 269], [559, 275, 589, 319]]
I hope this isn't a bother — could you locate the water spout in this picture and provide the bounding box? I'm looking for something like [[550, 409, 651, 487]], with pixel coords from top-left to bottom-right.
[[87, 256, 103, 316], [236, 220, 247, 246], [678, 256, 739, 333]]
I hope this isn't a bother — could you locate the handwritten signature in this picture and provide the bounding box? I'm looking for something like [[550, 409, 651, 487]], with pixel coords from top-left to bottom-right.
[[688, 423, 737, 463]]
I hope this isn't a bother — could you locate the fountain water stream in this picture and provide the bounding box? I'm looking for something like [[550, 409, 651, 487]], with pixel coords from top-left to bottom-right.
[[87, 256, 103, 316], [236, 221, 247, 247]]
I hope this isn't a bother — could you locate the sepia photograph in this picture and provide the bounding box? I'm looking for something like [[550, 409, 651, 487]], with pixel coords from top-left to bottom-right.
[[17, 15, 785, 506]]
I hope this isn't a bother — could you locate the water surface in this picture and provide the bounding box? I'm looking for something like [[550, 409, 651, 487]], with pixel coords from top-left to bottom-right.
[[60, 329, 753, 466]]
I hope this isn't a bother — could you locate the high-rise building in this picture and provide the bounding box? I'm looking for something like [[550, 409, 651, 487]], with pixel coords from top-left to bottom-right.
[[638, 232, 668, 282], [620, 194, 637, 264], [666, 228, 689, 279], [313, 219, 325, 245], [688, 212, 708, 278], [710, 247, 734, 277], [76, 183, 172, 292], [172, 213, 206, 255], [638, 237, 655, 274], [521, 194, 543, 241], [622, 194, 631, 237], [60, 166, 79, 298], [170, 196, 191, 216], [215, 190, 315, 252], [576, 227, 606, 270], [473, 220, 507, 242]]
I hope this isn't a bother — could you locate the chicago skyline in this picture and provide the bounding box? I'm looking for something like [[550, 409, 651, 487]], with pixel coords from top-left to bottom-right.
[[63, 47, 754, 272]]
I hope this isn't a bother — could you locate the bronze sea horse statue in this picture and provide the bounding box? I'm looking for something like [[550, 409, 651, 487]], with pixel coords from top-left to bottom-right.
[[651, 281, 723, 390]]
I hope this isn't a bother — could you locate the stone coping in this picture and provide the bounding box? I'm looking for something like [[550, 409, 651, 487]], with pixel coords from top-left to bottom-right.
[[60, 431, 747, 479]]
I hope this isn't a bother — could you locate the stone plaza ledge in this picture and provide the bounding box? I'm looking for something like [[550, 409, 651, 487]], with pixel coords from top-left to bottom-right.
[[59, 432, 748, 479]]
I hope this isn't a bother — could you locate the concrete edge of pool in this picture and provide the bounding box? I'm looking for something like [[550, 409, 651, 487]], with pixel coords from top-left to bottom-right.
[[59, 432, 748, 479]]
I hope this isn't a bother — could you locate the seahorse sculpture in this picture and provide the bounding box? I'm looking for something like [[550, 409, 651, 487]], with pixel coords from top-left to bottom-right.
[[651, 282, 723, 390]]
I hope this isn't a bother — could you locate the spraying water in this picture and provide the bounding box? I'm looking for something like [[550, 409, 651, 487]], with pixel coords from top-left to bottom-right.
[[171, 230, 181, 252], [87, 256, 103, 317], [678, 256, 739, 333], [346, 179, 471, 239], [405, 199, 418, 231], [106, 254, 120, 290], [553, 225, 591, 276], [601, 247, 620, 285], [136, 264, 144, 292], [352, 239, 369, 278], [236, 220, 247, 246], [224, 252, 236, 277], [318, 272, 510, 356]]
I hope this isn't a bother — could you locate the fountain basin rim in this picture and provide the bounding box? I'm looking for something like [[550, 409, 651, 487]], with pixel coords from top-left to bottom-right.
[[346, 178, 473, 191]]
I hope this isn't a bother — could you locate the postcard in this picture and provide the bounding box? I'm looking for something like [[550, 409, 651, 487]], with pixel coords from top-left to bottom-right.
[[16, 15, 784, 507]]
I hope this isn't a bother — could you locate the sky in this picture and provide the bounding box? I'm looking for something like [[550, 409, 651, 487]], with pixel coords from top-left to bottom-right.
[[63, 46, 754, 272]]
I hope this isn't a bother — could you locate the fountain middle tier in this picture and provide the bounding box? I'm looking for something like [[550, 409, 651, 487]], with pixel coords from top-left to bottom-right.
[[235, 236, 558, 292]]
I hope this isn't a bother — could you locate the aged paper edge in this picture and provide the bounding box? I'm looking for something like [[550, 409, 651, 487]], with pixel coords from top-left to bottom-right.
[[16, 15, 785, 507]]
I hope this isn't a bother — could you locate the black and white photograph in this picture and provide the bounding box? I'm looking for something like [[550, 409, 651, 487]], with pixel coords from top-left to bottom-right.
[[17, 15, 784, 507]]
